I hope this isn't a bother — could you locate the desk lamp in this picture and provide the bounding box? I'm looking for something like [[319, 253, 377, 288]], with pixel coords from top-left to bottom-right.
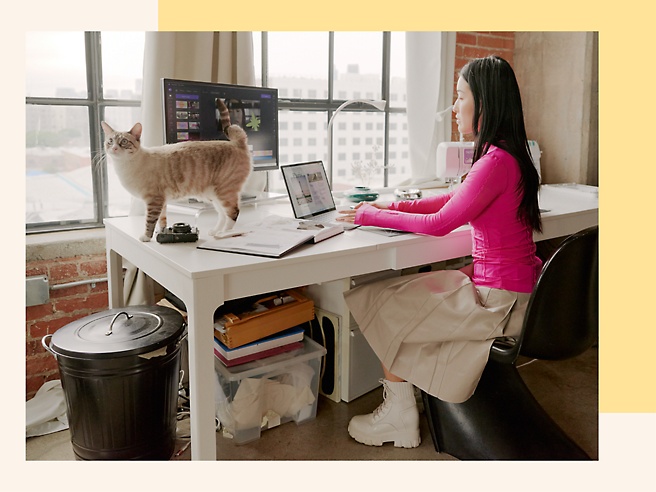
[[327, 99, 387, 186]]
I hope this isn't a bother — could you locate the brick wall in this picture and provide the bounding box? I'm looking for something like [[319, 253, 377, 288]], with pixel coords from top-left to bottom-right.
[[25, 253, 109, 400], [451, 32, 515, 141]]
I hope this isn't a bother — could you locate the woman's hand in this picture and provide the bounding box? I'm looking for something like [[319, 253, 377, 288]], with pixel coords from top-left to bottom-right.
[[336, 201, 390, 224]]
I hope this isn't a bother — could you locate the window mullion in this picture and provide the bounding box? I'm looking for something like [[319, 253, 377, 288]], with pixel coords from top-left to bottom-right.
[[327, 31, 335, 183], [381, 32, 391, 187], [86, 32, 108, 226]]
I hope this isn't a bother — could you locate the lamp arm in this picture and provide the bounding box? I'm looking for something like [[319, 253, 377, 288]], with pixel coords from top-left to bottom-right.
[[327, 99, 387, 187]]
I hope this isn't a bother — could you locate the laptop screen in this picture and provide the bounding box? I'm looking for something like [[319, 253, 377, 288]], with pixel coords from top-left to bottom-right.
[[281, 161, 337, 220]]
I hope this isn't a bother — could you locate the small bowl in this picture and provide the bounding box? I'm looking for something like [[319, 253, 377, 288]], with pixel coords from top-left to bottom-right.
[[344, 186, 379, 202]]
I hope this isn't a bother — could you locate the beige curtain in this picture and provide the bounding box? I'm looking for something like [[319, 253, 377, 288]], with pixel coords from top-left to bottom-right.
[[140, 31, 256, 148], [124, 31, 257, 305]]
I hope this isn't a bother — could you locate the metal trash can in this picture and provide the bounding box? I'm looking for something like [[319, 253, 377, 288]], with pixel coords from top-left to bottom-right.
[[42, 305, 186, 460]]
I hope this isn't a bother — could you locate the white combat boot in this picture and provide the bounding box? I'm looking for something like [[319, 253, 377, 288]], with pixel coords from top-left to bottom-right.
[[348, 379, 421, 448]]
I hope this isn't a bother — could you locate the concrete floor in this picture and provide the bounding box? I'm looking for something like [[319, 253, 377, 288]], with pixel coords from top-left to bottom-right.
[[25, 346, 598, 461]]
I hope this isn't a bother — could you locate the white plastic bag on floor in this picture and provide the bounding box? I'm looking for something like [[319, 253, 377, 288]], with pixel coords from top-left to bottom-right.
[[26, 380, 69, 437]]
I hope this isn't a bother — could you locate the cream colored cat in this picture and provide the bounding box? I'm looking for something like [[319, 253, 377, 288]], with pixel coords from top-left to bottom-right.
[[101, 101, 251, 241]]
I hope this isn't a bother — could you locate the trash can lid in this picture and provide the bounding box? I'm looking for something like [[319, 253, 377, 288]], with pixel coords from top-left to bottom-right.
[[50, 306, 186, 359]]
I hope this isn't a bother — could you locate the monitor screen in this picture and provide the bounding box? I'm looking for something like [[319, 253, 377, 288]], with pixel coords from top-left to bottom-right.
[[161, 78, 279, 171]]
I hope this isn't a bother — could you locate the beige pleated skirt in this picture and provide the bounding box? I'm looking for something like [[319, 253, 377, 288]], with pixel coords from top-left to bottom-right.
[[343, 269, 531, 403]]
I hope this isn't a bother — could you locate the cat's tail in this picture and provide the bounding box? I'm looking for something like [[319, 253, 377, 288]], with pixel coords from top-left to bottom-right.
[[225, 125, 248, 148], [216, 98, 231, 135]]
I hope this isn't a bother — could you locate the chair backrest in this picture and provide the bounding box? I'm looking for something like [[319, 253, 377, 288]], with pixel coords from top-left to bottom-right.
[[519, 225, 599, 360]]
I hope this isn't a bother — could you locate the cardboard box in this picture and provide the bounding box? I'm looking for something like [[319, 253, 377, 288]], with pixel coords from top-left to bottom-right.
[[214, 289, 315, 349], [214, 337, 326, 444]]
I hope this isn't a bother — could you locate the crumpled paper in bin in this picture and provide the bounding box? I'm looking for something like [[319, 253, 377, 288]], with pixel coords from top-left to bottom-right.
[[219, 361, 316, 433]]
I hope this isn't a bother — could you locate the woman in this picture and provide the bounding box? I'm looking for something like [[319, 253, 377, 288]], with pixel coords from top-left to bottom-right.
[[336, 55, 542, 449]]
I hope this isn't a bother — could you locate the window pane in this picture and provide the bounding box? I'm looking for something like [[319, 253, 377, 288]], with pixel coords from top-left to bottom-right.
[[388, 112, 411, 187], [331, 112, 385, 191], [104, 106, 143, 217], [268, 32, 329, 99], [101, 32, 145, 100], [333, 32, 383, 101], [271, 109, 328, 193], [26, 105, 95, 224], [26, 32, 87, 98]]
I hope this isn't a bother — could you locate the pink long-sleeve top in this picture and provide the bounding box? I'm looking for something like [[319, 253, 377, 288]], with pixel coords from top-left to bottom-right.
[[355, 145, 542, 293]]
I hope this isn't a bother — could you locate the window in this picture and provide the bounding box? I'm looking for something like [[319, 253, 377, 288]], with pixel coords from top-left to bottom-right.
[[26, 31, 145, 233], [255, 31, 408, 192], [27, 31, 408, 233]]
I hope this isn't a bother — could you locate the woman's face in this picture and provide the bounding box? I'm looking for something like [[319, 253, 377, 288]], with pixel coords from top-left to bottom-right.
[[453, 76, 475, 135]]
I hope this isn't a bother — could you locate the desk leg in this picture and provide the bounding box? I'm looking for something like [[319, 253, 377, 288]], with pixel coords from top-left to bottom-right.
[[106, 249, 124, 309], [186, 278, 222, 461]]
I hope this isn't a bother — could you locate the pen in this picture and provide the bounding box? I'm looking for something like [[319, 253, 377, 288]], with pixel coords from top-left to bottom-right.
[[174, 440, 191, 457]]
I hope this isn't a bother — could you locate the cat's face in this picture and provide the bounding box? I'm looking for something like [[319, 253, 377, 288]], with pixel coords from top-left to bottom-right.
[[101, 122, 142, 158]]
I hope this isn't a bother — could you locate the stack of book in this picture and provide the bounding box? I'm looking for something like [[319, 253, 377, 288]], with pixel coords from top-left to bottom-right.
[[213, 289, 315, 367], [213, 325, 305, 367]]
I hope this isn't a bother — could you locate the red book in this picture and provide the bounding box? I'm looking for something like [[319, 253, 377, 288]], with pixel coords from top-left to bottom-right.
[[214, 341, 304, 367]]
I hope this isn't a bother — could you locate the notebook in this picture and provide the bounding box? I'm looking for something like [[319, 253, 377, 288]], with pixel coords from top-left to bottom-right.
[[281, 161, 358, 230]]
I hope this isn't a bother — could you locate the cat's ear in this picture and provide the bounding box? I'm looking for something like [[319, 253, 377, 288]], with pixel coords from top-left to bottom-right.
[[130, 123, 143, 141], [101, 121, 114, 135]]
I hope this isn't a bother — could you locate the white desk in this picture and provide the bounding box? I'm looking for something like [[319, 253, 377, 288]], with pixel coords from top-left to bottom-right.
[[104, 183, 598, 460]]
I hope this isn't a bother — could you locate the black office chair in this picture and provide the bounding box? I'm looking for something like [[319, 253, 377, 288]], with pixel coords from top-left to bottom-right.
[[422, 225, 598, 460]]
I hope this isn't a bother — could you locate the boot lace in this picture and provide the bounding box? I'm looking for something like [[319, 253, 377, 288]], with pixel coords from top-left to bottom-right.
[[372, 379, 393, 420]]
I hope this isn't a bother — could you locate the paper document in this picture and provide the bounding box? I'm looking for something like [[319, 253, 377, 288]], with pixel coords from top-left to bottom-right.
[[197, 215, 344, 258]]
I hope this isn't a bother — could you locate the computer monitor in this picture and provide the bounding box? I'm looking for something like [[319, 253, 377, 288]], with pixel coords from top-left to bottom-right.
[[161, 78, 279, 171]]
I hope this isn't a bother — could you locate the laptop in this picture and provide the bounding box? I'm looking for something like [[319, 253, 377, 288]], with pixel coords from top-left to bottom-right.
[[281, 161, 358, 230]]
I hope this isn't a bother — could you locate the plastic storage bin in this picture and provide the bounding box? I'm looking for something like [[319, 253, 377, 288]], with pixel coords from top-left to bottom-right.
[[214, 337, 326, 444]]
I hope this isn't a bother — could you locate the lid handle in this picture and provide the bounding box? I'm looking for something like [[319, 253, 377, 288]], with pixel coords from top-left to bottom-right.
[[105, 311, 133, 336]]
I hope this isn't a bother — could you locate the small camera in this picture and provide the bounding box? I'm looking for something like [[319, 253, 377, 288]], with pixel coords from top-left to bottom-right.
[[156, 222, 199, 244]]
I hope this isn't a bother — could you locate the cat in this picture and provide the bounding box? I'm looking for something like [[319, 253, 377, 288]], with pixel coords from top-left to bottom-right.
[[101, 98, 251, 242]]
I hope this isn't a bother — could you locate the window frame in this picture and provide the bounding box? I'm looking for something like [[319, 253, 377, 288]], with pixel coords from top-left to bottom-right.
[[26, 32, 141, 234], [26, 31, 405, 234], [261, 31, 404, 186]]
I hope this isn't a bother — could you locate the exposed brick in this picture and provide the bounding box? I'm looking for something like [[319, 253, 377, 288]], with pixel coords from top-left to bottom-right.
[[53, 292, 108, 314], [26, 340, 42, 357], [476, 34, 507, 50], [26, 353, 59, 375], [90, 281, 108, 294], [87, 291, 109, 311], [29, 314, 84, 339], [79, 258, 107, 277], [457, 32, 477, 46], [26, 303, 54, 322], [26, 376, 47, 400], [462, 45, 494, 60], [49, 262, 79, 283], [26, 265, 48, 277], [26, 372, 62, 400]]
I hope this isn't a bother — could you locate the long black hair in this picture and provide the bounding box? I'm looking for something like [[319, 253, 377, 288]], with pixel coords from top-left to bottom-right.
[[460, 55, 542, 232]]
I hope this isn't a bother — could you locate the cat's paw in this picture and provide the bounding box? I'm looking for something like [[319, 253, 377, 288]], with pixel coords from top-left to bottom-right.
[[139, 234, 152, 242]]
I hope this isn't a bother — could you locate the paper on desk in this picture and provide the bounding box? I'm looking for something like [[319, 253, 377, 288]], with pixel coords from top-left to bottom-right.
[[245, 214, 344, 243]]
